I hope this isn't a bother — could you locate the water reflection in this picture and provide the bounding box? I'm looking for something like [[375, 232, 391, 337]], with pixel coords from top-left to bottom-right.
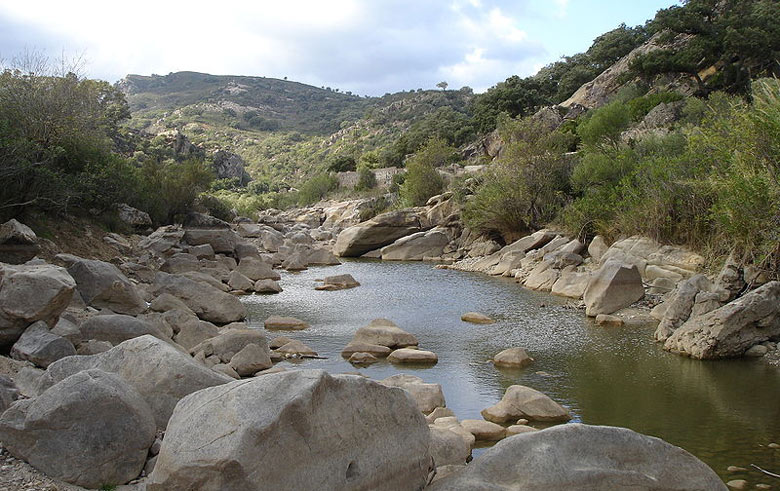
[[242, 260, 780, 480]]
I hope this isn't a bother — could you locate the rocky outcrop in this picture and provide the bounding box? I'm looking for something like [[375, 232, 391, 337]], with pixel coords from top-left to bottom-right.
[[152, 272, 246, 324], [0, 369, 156, 488], [583, 260, 645, 316], [66, 257, 146, 315], [664, 281, 780, 359], [333, 209, 429, 257], [481, 385, 571, 423], [654, 274, 714, 341], [212, 150, 251, 186], [116, 203, 152, 231], [428, 424, 726, 490], [148, 370, 432, 491], [381, 229, 450, 261]]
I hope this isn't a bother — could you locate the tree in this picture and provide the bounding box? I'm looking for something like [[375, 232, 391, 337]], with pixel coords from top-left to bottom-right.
[[436, 81, 448, 91], [399, 138, 453, 206]]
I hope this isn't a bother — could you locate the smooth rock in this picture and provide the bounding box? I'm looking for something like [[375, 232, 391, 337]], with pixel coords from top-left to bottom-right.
[[481, 385, 571, 423], [66, 258, 145, 315], [315, 274, 360, 291], [253, 279, 283, 294], [352, 319, 418, 348], [264, 315, 309, 330], [333, 209, 427, 257], [227, 271, 254, 291], [152, 272, 247, 324], [348, 352, 378, 365], [429, 425, 472, 467], [341, 342, 392, 358], [460, 419, 505, 441], [425, 407, 456, 424], [595, 314, 624, 327], [381, 374, 445, 414], [461, 312, 495, 324], [506, 424, 539, 436], [236, 257, 281, 281], [492, 347, 534, 368], [229, 344, 273, 376], [276, 340, 318, 357], [584, 260, 645, 316], [10, 321, 75, 368], [80, 314, 167, 345], [388, 348, 438, 364]]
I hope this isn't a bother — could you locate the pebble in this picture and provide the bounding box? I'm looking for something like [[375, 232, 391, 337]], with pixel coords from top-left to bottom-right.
[[768, 442, 779, 449], [516, 418, 529, 425], [726, 480, 748, 490], [535, 371, 552, 377], [755, 485, 771, 490]]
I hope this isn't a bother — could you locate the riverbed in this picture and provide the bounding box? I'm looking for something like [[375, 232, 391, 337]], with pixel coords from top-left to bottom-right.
[[242, 260, 780, 481]]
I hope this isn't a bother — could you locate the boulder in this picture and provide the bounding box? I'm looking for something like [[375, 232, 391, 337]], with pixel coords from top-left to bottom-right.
[[380, 229, 450, 261], [492, 347, 534, 368], [341, 342, 392, 358], [481, 385, 571, 423], [523, 263, 559, 292], [595, 314, 624, 327], [264, 315, 309, 330], [116, 203, 153, 230], [0, 219, 39, 263], [0, 375, 19, 414], [152, 272, 246, 324], [183, 228, 237, 254], [0, 369, 156, 488], [380, 374, 446, 414], [254, 279, 283, 293], [138, 225, 185, 254], [10, 321, 75, 368], [333, 209, 428, 257], [77, 340, 113, 355], [351, 319, 418, 348], [460, 419, 505, 441], [236, 257, 281, 281], [38, 335, 231, 429], [461, 312, 495, 324], [315, 273, 360, 291], [506, 424, 539, 436], [428, 424, 727, 490], [160, 253, 200, 274], [66, 258, 145, 315], [588, 235, 609, 263], [551, 270, 591, 298], [150, 292, 195, 314], [654, 274, 712, 342], [305, 247, 341, 265], [80, 314, 168, 345], [227, 271, 254, 291], [268, 336, 295, 349], [213, 150, 251, 185], [348, 352, 378, 365], [388, 348, 438, 364], [664, 281, 780, 359], [50, 315, 82, 346], [425, 407, 455, 424], [188, 243, 216, 260], [147, 370, 432, 491], [429, 426, 472, 467], [229, 344, 273, 376], [584, 260, 645, 316], [0, 263, 75, 346], [281, 252, 308, 271], [276, 340, 317, 357]]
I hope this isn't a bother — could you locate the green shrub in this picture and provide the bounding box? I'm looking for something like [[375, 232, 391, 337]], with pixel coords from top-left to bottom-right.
[[576, 101, 632, 151], [298, 173, 338, 205], [399, 138, 453, 206], [626, 91, 685, 121], [354, 166, 377, 191]]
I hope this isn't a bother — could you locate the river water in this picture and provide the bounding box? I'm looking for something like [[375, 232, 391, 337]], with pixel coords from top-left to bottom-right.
[[242, 260, 780, 482]]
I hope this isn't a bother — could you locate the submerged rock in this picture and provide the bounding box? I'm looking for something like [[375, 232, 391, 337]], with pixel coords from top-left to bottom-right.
[[461, 312, 495, 324], [264, 315, 310, 330]]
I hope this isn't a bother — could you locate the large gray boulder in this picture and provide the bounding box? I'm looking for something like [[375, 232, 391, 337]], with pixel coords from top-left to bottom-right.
[[80, 314, 168, 345], [152, 272, 246, 324], [481, 385, 571, 423], [213, 150, 251, 185], [10, 321, 75, 368], [654, 274, 713, 341], [148, 370, 432, 491], [0, 369, 156, 488], [429, 425, 472, 467], [0, 219, 39, 263], [584, 260, 645, 316], [37, 335, 231, 429], [138, 225, 185, 254], [191, 328, 271, 364], [351, 319, 418, 348], [116, 203, 152, 230], [183, 229, 238, 254], [0, 263, 75, 346], [428, 424, 726, 490], [66, 258, 146, 315], [381, 374, 446, 414], [235, 257, 281, 281], [334, 209, 428, 257], [664, 281, 780, 359], [381, 229, 450, 261]]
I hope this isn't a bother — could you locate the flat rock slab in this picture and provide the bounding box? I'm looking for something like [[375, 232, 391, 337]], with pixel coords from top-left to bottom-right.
[[264, 315, 309, 330], [461, 312, 495, 324], [388, 348, 438, 365], [460, 419, 505, 441]]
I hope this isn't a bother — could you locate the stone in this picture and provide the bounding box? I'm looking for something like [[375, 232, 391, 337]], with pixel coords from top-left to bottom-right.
[[506, 424, 539, 436], [276, 339, 318, 357], [0, 219, 39, 263], [492, 347, 534, 368], [0, 375, 20, 414], [117, 203, 152, 229], [381, 229, 450, 261], [254, 279, 283, 294], [341, 342, 392, 358], [351, 319, 418, 348], [461, 312, 494, 324], [333, 209, 428, 257], [425, 407, 456, 424], [744, 344, 768, 357], [236, 257, 280, 281], [181, 270, 230, 291], [523, 263, 559, 292], [654, 274, 712, 341], [429, 425, 472, 467], [138, 225, 184, 254], [50, 315, 82, 345], [268, 336, 294, 349], [227, 271, 254, 291], [80, 314, 168, 345], [726, 480, 748, 490], [147, 370, 432, 490], [150, 293, 194, 314], [152, 272, 247, 324], [213, 150, 251, 185], [38, 335, 231, 429], [348, 352, 378, 365], [77, 339, 113, 355], [551, 270, 591, 298], [183, 229, 237, 254], [381, 374, 446, 414], [160, 253, 200, 274], [388, 348, 438, 364], [66, 258, 146, 315], [315, 273, 360, 291], [264, 315, 309, 330], [229, 344, 273, 376], [543, 251, 584, 269], [0, 263, 75, 346], [191, 328, 271, 365], [664, 282, 780, 359], [305, 247, 341, 265], [460, 419, 505, 441], [281, 252, 308, 271], [10, 321, 75, 368], [595, 314, 624, 327], [188, 243, 215, 260], [584, 260, 645, 316], [481, 385, 571, 423], [0, 369, 155, 488], [428, 424, 727, 490]]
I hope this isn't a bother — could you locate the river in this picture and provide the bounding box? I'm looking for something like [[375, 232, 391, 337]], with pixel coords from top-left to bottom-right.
[[242, 259, 780, 482]]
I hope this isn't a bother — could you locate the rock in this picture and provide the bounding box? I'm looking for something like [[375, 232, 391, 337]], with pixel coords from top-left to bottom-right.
[[0, 263, 75, 346], [236, 257, 280, 281], [160, 253, 200, 274], [77, 339, 113, 355], [654, 274, 712, 341], [213, 150, 251, 185], [281, 252, 308, 271], [229, 344, 273, 376], [269, 336, 295, 349], [352, 319, 418, 348], [276, 339, 318, 357], [305, 247, 341, 265], [428, 424, 727, 490], [138, 225, 185, 254], [191, 328, 271, 364], [523, 262, 559, 292], [429, 425, 472, 467], [544, 251, 584, 269], [50, 315, 81, 345], [492, 347, 534, 368], [147, 370, 432, 490], [341, 341, 392, 358], [39, 335, 231, 429], [425, 407, 455, 423], [551, 270, 591, 298], [381, 229, 450, 261], [0, 369, 155, 488], [254, 279, 283, 293], [116, 203, 152, 230], [0, 375, 20, 414], [727, 466, 748, 472], [726, 480, 748, 490], [188, 243, 215, 260], [183, 229, 237, 254], [333, 209, 428, 257], [388, 348, 438, 364], [80, 314, 168, 345], [460, 419, 505, 441], [506, 424, 539, 436], [584, 260, 645, 316], [348, 351, 377, 365], [595, 314, 624, 327], [745, 344, 769, 357], [181, 270, 230, 291], [264, 315, 309, 330], [150, 293, 194, 314], [0, 219, 39, 263], [152, 272, 246, 324], [66, 258, 145, 315], [315, 273, 360, 291], [227, 271, 254, 291], [664, 282, 780, 359], [481, 385, 571, 423], [461, 312, 494, 324], [10, 321, 75, 368], [381, 374, 445, 414]]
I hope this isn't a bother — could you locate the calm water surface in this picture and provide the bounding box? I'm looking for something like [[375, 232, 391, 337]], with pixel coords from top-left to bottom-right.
[[242, 260, 780, 481]]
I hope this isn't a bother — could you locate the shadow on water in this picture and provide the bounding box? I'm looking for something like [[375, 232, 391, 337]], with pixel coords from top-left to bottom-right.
[[241, 260, 780, 480]]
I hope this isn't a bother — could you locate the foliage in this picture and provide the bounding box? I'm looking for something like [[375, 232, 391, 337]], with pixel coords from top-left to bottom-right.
[[399, 138, 453, 206], [327, 155, 357, 172], [576, 101, 632, 151], [354, 166, 377, 191], [297, 173, 338, 205]]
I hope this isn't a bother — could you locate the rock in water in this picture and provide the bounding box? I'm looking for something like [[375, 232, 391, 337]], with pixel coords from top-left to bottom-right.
[[381, 374, 445, 414], [333, 209, 427, 257], [461, 312, 495, 324], [492, 347, 534, 368], [264, 315, 309, 330], [0, 369, 155, 488], [315, 274, 360, 291], [584, 260, 645, 316], [148, 370, 432, 491], [428, 424, 727, 490], [481, 385, 570, 422]]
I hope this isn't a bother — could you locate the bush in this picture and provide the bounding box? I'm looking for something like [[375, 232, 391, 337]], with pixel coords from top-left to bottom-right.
[[298, 173, 338, 205], [576, 101, 632, 151], [354, 166, 377, 191], [399, 138, 453, 206]]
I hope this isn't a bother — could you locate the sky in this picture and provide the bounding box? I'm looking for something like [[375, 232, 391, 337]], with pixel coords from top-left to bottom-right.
[[0, 1, 679, 96]]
